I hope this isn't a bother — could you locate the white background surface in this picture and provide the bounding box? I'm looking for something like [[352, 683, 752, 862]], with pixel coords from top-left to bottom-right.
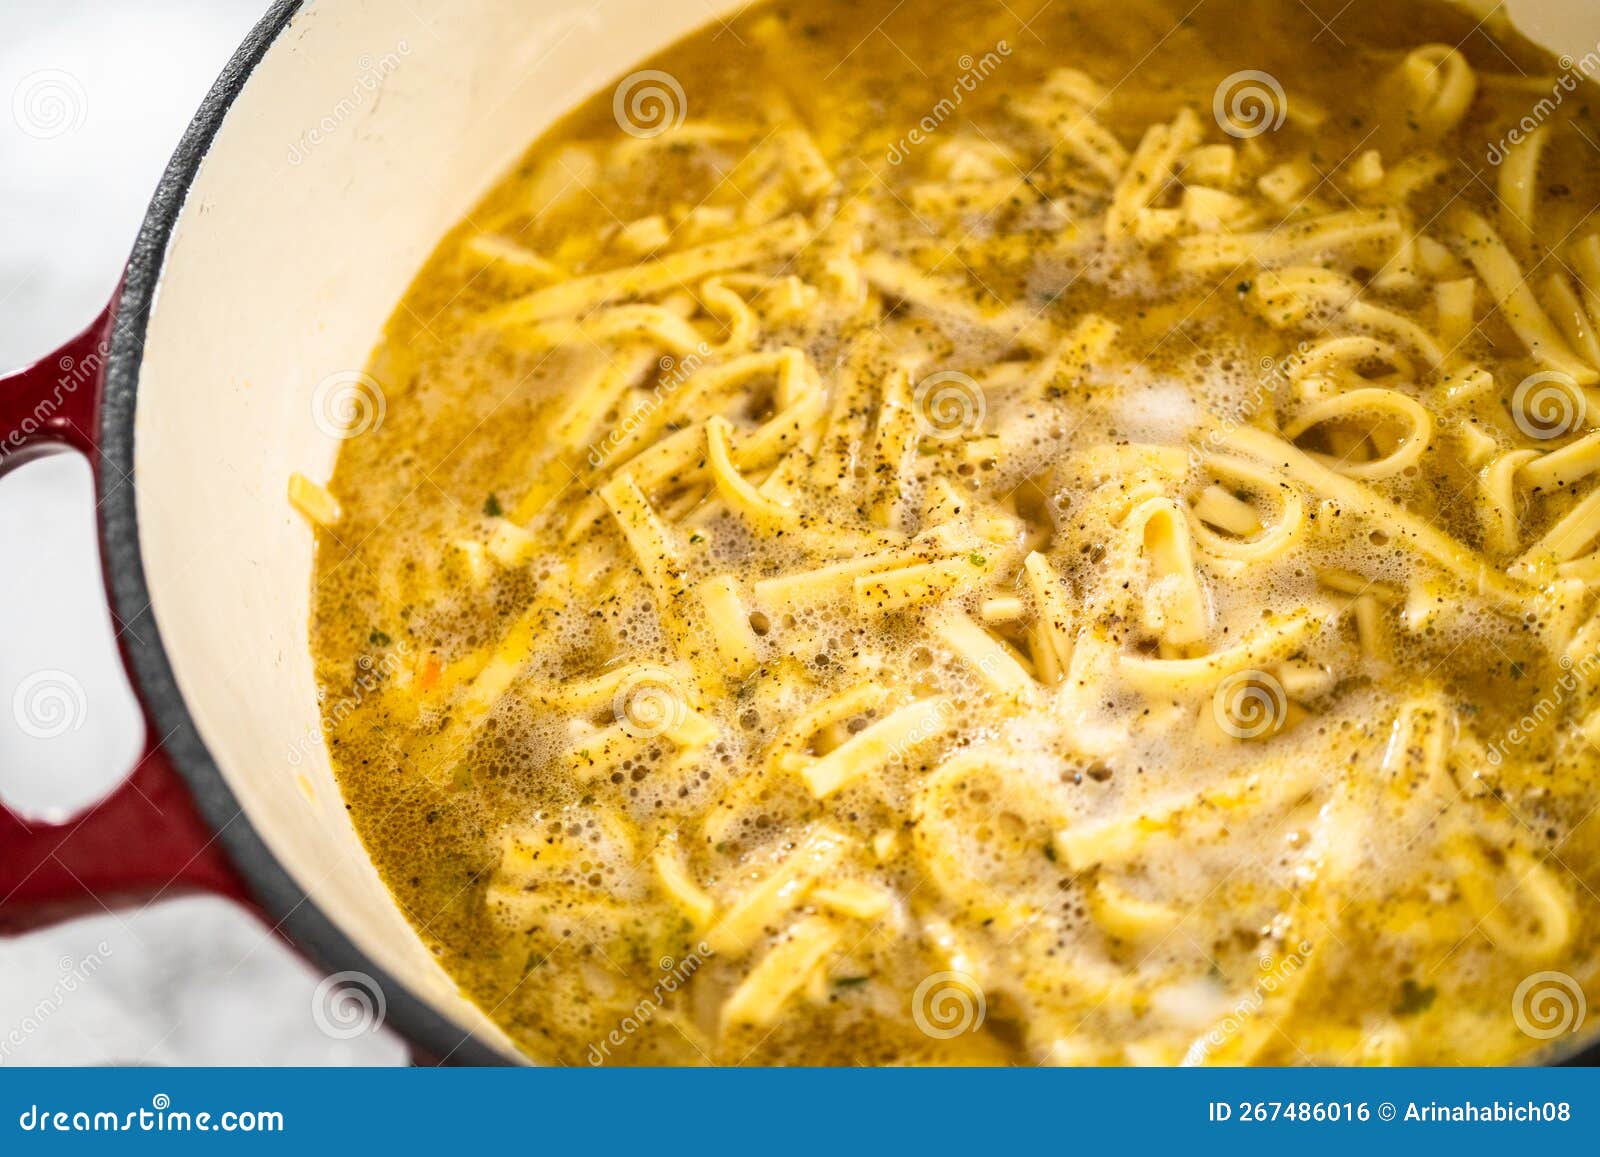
[[0, 0, 404, 1065]]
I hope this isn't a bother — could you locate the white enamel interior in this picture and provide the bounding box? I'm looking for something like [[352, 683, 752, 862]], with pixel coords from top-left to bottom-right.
[[129, 0, 1596, 1057]]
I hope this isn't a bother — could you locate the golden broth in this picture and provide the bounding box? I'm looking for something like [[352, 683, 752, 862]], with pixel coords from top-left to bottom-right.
[[307, 0, 1600, 1064]]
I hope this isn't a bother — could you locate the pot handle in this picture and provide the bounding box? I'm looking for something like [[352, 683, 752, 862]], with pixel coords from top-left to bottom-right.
[[0, 306, 247, 933]]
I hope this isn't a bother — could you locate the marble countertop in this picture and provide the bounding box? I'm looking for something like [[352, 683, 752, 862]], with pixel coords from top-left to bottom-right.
[[0, 0, 404, 1066]]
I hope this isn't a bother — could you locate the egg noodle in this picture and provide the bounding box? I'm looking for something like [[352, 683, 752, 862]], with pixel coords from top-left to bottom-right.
[[301, 0, 1600, 1064]]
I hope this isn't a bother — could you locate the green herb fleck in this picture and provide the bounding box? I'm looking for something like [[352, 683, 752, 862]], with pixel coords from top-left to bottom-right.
[[1393, 978, 1436, 1017], [969, 553, 987, 567], [483, 493, 503, 518], [833, 976, 871, 989], [1043, 842, 1058, 862], [368, 629, 391, 647], [689, 533, 705, 544]]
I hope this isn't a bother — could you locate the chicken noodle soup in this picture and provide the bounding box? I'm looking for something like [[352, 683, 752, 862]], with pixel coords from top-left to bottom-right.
[[306, 0, 1600, 1063]]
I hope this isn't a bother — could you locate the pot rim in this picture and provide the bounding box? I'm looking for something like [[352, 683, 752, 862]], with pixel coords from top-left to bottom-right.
[[95, 0, 510, 1067]]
